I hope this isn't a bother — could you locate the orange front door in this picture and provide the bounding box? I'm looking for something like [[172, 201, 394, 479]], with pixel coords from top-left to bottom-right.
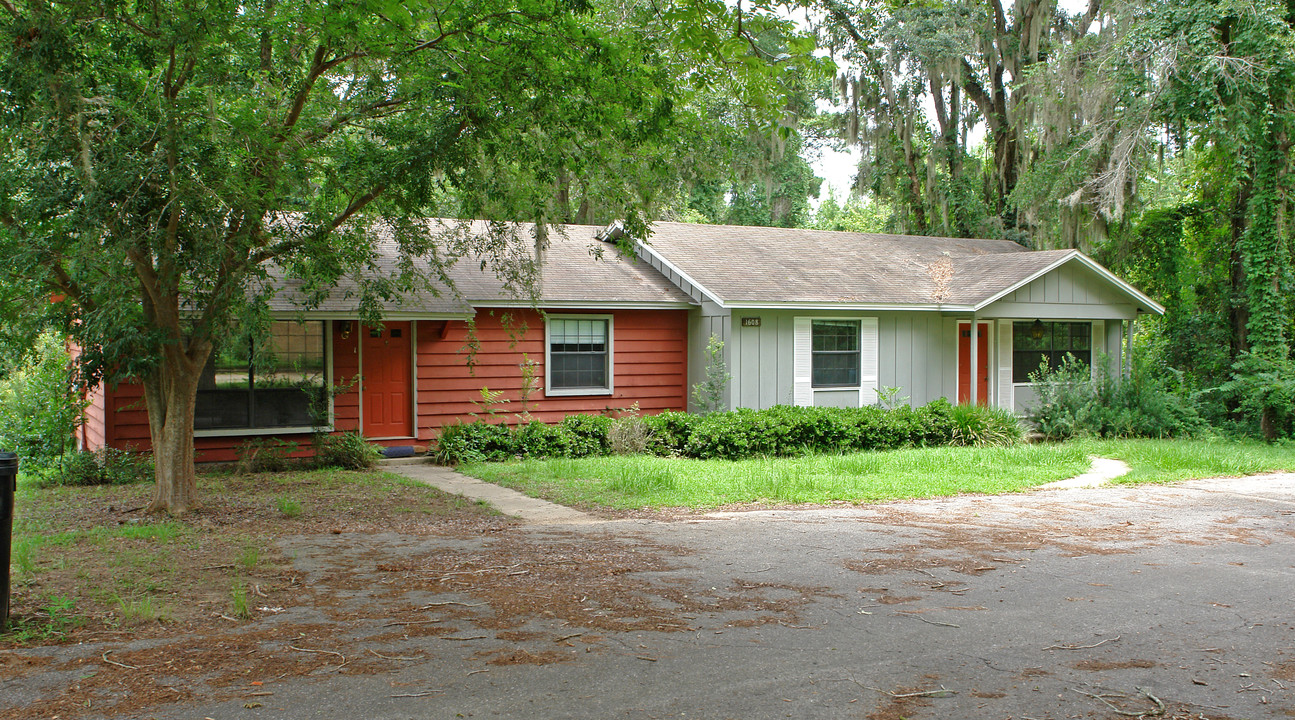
[[361, 322, 413, 437], [957, 321, 990, 406]]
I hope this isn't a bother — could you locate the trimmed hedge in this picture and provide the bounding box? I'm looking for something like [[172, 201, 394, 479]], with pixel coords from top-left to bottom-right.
[[433, 400, 1022, 464]]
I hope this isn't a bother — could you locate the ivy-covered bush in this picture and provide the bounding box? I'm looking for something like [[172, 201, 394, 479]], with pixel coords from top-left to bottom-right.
[[642, 410, 699, 455], [433, 400, 1022, 464]]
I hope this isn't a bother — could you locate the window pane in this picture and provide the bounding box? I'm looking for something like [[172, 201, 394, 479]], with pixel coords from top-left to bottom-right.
[[1012, 321, 1091, 383], [196, 320, 326, 429], [812, 320, 861, 388], [549, 318, 610, 390]]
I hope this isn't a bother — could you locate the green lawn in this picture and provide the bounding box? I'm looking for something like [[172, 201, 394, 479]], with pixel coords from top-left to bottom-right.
[[460, 438, 1295, 510]]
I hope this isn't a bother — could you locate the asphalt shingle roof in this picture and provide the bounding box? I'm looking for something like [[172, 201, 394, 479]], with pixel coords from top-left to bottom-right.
[[640, 222, 1069, 306], [267, 221, 694, 315]]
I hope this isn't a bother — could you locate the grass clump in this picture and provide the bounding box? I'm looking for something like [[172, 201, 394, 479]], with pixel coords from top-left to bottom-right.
[[275, 496, 302, 518], [230, 583, 252, 620]]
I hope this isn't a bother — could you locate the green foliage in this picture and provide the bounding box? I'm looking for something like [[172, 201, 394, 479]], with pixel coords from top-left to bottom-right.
[[558, 414, 613, 458], [946, 403, 1022, 447], [32, 448, 154, 487], [234, 439, 299, 474], [1025, 355, 1202, 440], [1215, 353, 1295, 440], [230, 583, 252, 621], [434, 420, 518, 464], [434, 402, 1021, 465], [812, 189, 892, 233], [0, 331, 84, 468], [313, 432, 381, 470], [691, 334, 730, 414], [513, 421, 571, 459], [642, 410, 699, 455], [275, 496, 303, 518]]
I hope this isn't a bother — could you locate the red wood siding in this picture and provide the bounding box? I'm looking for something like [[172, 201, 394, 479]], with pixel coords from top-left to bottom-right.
[[86, 308, 688, 460], [415, 309, 688, 438], [332, 320, 361, 433]]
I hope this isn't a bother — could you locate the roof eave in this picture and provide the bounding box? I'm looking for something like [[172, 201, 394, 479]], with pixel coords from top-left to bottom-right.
[[467, 299, 698, 310]]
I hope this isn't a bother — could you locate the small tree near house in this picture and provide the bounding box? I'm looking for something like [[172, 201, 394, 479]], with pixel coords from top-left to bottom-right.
[[692, 334, 730, 414]]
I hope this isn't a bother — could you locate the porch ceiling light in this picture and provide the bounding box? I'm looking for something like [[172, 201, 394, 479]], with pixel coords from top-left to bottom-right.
[[1029, 319, 1046, 340]]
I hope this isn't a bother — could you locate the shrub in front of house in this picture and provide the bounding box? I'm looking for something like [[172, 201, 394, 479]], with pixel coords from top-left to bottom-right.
[[642, 410, 701, 455], [32, 447, 154, 487], [1026, 355, 1202, 440], [434, 421, 518, 463], [314, 431, 383, 470], [432, 401, 1022, 464], [559, 414, 613, 457]]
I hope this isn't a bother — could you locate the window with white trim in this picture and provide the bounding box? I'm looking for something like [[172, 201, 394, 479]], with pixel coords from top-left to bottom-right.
[[811, 319, 861, 387], [546, 316, 613, 394], [1012, 321, 1091, 382], [195, 320, 327, 430]]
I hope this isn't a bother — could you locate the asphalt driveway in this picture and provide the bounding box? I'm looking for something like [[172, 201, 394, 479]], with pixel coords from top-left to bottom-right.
[[5, 474, 1294, 719]]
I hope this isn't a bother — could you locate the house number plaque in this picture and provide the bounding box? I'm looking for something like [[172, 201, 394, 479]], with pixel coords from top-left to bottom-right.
[[741, 317, 761, 327]]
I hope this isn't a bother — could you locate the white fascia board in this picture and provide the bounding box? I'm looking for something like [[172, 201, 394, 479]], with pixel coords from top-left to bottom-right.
[[724, 301, 974, 312], [633, 241, 726, 307], [970, 250, 1165, 316], [268, 310, 473, 321], [468, 300, 697, 310]]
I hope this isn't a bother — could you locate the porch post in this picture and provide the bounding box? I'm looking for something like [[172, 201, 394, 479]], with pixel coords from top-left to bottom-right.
[[1124, 317, 1134, 379], [969, 313, 979, 405]]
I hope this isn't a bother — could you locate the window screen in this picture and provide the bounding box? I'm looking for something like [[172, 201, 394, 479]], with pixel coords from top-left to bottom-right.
[[195, 320, 327, 430], [549, 318, 610, 391], [812, 320, 861, 387]]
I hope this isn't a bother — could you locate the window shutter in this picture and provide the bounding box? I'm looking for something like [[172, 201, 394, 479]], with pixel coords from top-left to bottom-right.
[[860, 317, 879, 406], [997, 320, 1014, 411], [793, 317, 812, 406], [1091, 320, 1105, 381]]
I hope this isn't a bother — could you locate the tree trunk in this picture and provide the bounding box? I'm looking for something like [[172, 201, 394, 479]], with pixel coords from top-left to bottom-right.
[[142, 351, 204, 515]]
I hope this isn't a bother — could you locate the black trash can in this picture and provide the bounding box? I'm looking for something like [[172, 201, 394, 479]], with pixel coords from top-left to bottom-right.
[[0, 451, 17, 632]]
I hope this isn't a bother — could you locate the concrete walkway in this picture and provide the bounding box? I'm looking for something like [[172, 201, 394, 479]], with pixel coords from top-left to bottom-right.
[[385, 460, 599, 525], [1035, 455, 1131, 490]]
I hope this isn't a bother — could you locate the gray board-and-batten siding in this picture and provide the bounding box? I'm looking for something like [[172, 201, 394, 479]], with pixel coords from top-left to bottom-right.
[[635, 236, 1143, 414]]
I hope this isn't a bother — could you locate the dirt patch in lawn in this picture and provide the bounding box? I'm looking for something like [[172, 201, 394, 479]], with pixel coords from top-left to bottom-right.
[[5, 469, 506, 645], [1, 471, 835, 720]]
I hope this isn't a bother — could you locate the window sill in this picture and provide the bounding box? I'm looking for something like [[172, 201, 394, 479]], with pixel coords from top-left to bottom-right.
[[811, 386, 861, 391], [544, 388, 614, 397], [194, 426, 331, 438]]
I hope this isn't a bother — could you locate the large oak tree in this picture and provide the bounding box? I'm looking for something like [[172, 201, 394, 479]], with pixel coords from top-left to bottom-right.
[[0, 0, 813, 512]]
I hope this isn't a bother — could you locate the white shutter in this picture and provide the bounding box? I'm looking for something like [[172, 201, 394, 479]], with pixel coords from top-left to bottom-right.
[[860, 317, 879, 406], [997, 319, 1014, 411], [1091, 320, 1105, 381], [793, 317, 812, 406]]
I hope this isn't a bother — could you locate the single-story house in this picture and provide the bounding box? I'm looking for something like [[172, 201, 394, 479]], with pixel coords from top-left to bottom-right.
[[80, 221, 1163, 460]]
